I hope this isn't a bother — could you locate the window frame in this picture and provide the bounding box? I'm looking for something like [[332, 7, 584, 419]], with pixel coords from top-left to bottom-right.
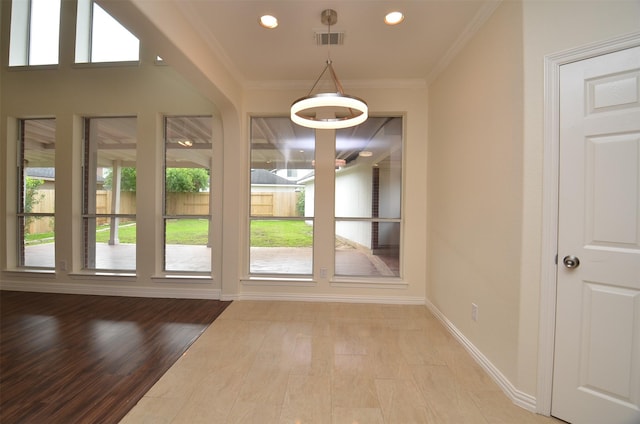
[[9, 0, 61, 67], [81, 116, 138, 273], [247, 115, 404, 281], [248, 117, 316, 278], [74, 0, 140, 65], [333, 131, 403, 278], [16, 118, 57, 269], [162, 115, 214, 275]]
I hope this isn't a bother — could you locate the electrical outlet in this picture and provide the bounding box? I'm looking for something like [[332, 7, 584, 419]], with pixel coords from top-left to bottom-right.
[[59, 261, 67, 272], [471, 303, 478, 322], [320, 268, 328, 278]]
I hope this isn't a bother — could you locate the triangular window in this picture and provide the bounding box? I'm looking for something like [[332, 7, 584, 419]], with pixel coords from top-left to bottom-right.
[[75, 0, 140, 63]]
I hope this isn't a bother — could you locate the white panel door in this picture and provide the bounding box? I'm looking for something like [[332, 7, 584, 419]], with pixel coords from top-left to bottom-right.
[[553, 46, 640, 424]]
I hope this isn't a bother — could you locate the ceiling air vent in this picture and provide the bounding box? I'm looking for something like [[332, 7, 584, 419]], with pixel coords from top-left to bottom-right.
[[315, 32, 344, 46]]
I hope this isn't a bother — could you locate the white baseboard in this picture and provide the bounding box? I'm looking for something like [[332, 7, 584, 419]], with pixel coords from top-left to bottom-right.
[[0, 280, 221, 300], [425, 299, 537, 412]]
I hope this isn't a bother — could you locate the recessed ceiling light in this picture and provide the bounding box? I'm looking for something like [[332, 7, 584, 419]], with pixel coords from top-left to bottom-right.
[[259, 15, 278, 29], [384, 11, 404, 25], [359, 150, 373, 157]]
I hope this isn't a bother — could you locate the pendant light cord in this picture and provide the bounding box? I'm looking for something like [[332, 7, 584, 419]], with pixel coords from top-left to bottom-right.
[[327, 16, 332, 62]]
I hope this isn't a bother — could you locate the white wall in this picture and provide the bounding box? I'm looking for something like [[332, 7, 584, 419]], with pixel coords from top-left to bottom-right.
[[428, 0, 640, 404], [304, 181, 315, 219], [519, 0, 640, 399], [4, 0, 638, 400], [335, 166, 373, 219], [0, 0, 223, 298], [335, 165, 374, 248], [428, 0, 524, 387], [242, 86, 427, 302], [0, 0, 429, 304], [333, 150, 402, 249], [105, 0, 429, 302]]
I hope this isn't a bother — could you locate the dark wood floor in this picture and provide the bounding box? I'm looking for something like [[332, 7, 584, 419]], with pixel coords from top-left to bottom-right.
[[0, 290, 231, 424]]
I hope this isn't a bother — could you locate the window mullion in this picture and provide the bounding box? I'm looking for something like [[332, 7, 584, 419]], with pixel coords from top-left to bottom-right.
[[313, 128, 336, 281]]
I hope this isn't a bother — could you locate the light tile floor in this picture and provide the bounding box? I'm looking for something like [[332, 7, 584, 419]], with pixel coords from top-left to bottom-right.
[[120, 301, 563, 424]]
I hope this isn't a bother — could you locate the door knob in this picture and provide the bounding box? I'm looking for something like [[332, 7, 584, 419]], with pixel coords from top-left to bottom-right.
[[563, 255, 580, 269]]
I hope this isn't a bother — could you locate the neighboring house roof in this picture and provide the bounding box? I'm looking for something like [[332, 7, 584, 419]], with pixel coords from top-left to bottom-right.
[[27, 167, 295, 186], [26, 168, 105, 184], [26, 168, 55, 180], [251, 169, 297, 185]]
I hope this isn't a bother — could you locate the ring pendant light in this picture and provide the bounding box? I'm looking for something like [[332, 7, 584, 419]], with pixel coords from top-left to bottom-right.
[[290, 9, 368, 129]]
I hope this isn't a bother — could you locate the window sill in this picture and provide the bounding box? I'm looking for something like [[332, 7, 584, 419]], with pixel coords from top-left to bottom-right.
[[68, 271, 136, 280], [330, 277, 408, 289], [72, 60, 140, 69], [7, 64, 59, 71], [151, 274, 213, 284], [2, 268, 56, 277], [241, 277, 316, 287]]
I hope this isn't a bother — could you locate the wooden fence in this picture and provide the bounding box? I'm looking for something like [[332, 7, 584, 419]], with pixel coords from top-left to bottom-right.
[[25, 190, 55, 234], [165, 192, 210, 215], [26, 189, 300, 234], [251, 192, 299, 217]]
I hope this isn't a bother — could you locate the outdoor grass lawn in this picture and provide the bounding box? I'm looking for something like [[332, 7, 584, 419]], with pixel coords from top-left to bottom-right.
[[26, 219, 313, 246], [93, 219, 211, 244], [164, 219, 209, 244], [250, 219, 313, 247]]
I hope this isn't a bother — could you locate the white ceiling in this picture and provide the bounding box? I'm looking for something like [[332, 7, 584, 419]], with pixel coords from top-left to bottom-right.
[[104, 0, 496, 87], [22, 1, 498, 171]]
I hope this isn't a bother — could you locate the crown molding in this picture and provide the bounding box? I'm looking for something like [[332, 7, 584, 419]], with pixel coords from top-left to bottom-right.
[[427, 0, 502, 84]]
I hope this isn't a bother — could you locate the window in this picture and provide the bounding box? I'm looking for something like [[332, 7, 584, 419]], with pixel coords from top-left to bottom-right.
[[75, 0, 140, 63], [17, 119, 56, 268], [9, 0, 61, 66], [249, 117, 315, 275], [334, 117, 402, 277], [82, 117, 137, 271], [249, 116, 402, 279], [164, 116, 213, 273]]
